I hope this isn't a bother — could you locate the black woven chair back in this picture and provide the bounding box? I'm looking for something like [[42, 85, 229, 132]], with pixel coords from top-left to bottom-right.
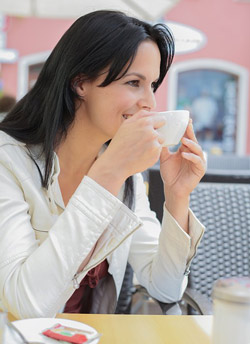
[[189, 182, 250, 299], [147, 166, 250, 299]]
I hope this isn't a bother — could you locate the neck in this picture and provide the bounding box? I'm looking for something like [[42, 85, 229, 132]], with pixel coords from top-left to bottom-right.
[[56, 115, 106, 178], [56, 116, 107, 205]]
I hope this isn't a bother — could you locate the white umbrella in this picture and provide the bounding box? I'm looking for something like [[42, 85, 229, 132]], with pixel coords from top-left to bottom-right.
[[0, 0, 180, 21], [0, 0, 206, 63]]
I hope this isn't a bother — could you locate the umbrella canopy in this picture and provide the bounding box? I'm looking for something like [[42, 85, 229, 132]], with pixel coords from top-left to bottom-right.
[[0, 0, 206, 60], [0, 0, 180, 21]]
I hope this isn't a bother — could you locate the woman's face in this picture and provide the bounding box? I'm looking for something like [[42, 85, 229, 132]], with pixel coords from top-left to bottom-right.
[[78, 40, 161, 141]]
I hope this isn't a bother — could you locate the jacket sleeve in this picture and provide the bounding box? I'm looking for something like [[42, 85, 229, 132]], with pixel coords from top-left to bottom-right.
[[0, 156, 141, 319], [128, 173, 204, 303]]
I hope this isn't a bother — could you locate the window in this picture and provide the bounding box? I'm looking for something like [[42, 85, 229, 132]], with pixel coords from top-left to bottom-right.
[[17, 51, 50, 99], [28, 62, 44, 90], [168, 59, 249, 154]]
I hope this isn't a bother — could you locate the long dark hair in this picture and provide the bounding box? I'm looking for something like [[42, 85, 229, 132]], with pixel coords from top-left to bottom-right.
[[0, 10, 174, 209]]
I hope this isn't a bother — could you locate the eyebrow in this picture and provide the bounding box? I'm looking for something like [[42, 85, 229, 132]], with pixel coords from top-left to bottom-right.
[[123, 72, 146, 80]]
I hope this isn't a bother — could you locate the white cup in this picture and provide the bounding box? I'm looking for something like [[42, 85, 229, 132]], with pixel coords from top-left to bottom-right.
[[156, 110, 190, 147], [212, 277, 250, 344]]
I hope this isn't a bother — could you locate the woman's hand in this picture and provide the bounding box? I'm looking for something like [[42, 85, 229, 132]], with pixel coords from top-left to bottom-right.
[[88, 110, 165, 195], [159, 119, 206, 233], [106, 111, 165, 176], [160, 119, 206, 199]]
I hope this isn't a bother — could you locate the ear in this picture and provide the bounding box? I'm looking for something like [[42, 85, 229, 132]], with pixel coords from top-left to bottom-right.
[[71, 74, 86, 98]]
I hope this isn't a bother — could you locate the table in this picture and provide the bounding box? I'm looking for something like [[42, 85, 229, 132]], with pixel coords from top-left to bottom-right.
[[57, 314, 213, 344]]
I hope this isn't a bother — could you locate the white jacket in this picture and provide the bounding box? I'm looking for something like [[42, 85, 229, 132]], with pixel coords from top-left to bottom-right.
[[0, 131, 204, 319]]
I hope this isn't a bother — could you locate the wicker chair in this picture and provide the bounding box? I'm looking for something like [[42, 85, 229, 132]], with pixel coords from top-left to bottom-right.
[[188, 182, 250, 302], [141, 166, 250, 314]]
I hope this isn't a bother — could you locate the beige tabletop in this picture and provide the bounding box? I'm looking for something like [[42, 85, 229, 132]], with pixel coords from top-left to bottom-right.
[[56, 313, 213, 344]]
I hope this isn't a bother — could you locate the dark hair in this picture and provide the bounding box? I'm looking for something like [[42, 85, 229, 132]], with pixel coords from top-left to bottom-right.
[[0, 10, 174, 208]]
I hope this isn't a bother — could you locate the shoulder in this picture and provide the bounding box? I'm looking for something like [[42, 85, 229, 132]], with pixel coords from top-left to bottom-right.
[[0, 130, 26, 148], [0, 131, 27, 167], [0, 130, 28, 163], [0, 131, 40, 181]]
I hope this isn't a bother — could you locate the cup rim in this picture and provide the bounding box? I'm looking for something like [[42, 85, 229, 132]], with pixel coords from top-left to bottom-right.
[[158, 110, 189, 115]]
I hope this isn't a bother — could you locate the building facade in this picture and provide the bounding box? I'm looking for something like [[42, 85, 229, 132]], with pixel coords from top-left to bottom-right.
[[1, 0, 249, 153]]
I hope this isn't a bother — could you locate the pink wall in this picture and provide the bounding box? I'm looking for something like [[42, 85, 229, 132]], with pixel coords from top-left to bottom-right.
[[155, 0, 250, 152], [2, 16, 74, 96], [169, 0, 250, 66]]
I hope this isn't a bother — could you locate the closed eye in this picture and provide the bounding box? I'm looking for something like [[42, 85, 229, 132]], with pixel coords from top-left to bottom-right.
[[126, 80, 140, 87]]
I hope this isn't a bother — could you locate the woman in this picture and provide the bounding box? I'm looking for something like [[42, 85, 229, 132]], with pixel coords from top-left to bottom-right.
[[0, 10, 205, 319]]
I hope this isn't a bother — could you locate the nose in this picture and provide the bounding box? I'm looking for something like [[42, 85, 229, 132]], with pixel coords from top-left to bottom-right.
[[138, 87, 156, 111]]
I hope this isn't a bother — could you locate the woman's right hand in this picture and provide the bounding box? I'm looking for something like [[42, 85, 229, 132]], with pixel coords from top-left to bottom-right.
[[87, 110, 165, 195]]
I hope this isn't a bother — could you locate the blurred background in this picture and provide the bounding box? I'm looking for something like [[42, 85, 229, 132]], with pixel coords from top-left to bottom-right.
[[0, 0, 249, 156]]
